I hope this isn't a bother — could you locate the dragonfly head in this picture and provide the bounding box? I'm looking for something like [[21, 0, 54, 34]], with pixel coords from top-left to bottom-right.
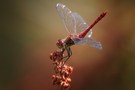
[[56, 39, 64, 49]]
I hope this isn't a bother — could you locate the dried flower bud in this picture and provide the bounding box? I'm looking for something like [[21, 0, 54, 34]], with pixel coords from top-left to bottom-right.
[[67, 66, 73, 74], [66, 77, 71, 84], [61, 70, 70, 78], [50, 52, 57, 61], [52, 75, 62, 85], [54, 65, 61, 73], [50, 49, 73, 90], [61, 82, 70, 90], [59, 65, 73, 77], [50, 50, 64, 62]]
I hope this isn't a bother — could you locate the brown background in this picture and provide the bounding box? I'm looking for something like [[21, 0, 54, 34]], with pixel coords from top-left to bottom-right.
[[1, 0, 135, 90]]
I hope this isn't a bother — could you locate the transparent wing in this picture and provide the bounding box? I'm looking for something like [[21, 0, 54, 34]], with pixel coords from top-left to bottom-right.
[[56, 3, 91, 36], [71, 13, 92, 36], [74, 37, 102, 50], [56, 3, 76, 34], [85, 37, 102, 49]]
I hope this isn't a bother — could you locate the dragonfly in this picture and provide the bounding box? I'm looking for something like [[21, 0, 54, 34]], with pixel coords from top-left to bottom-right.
[[55, 3, 107, 62]]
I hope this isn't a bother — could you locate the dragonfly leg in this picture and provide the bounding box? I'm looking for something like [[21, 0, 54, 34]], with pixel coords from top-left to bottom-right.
[[69, 47, 72, 56], [64, 45, 72, 63], [62, 48, 68, 59], [60, 45, 72, 67], [61, 48, 65, 53]]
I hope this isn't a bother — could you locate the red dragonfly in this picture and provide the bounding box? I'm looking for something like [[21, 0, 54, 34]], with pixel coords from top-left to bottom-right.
[[55, 3, 107, 62]]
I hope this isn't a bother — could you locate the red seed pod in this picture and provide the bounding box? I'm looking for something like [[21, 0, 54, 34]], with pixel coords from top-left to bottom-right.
[[63, 64, 68, 69], [50, 53, 54, 60], [52, 75, 57, 85], [64, 71, 70, 78], [60, 65, 70, 78], [50, 50, 64, 62], [66, 77, 71, 84], [54, 65, 62, 73], [50, 52, 57, 61], [68, 66, 73, 74], [62, 82, 70, 90], [58, 61, 64, 65], [60, 80, 65, 86], [52, 75, 62, 85], [50, 49, 73, 89], [52, 75, 56, 79]]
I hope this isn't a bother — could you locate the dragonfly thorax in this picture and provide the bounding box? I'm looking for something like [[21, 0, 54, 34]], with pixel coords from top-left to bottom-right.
[[56, 36, 75, 49], [64, 36, 75, 47]]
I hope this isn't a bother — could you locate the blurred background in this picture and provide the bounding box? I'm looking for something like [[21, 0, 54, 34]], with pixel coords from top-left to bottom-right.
[[1, 0, 135, 90]]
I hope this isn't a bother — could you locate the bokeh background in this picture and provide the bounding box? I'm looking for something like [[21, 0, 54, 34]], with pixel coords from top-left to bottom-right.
[[1, 0, 135, 90]]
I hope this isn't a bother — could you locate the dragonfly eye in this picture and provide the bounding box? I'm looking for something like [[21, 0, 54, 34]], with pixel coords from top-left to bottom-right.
[[56, 39, 63, 48]]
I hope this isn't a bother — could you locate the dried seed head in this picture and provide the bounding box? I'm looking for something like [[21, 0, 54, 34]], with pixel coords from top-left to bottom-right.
[[68, 66, 73, 74], [61, 82, 70, 90], [52, 75, 62, 85], [50, 52, 57, 61], [50, 49, 73, 90], [66, 77, 71, 84], [50, 50, 64, 62], [54, 65, 62, 73]]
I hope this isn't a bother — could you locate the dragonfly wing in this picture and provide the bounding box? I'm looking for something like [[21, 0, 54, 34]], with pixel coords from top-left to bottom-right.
[[84, 37, 102, 50], [56, 3, 91, 35], [56, 3, 76, 34], [71, 13, 91, 35]]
